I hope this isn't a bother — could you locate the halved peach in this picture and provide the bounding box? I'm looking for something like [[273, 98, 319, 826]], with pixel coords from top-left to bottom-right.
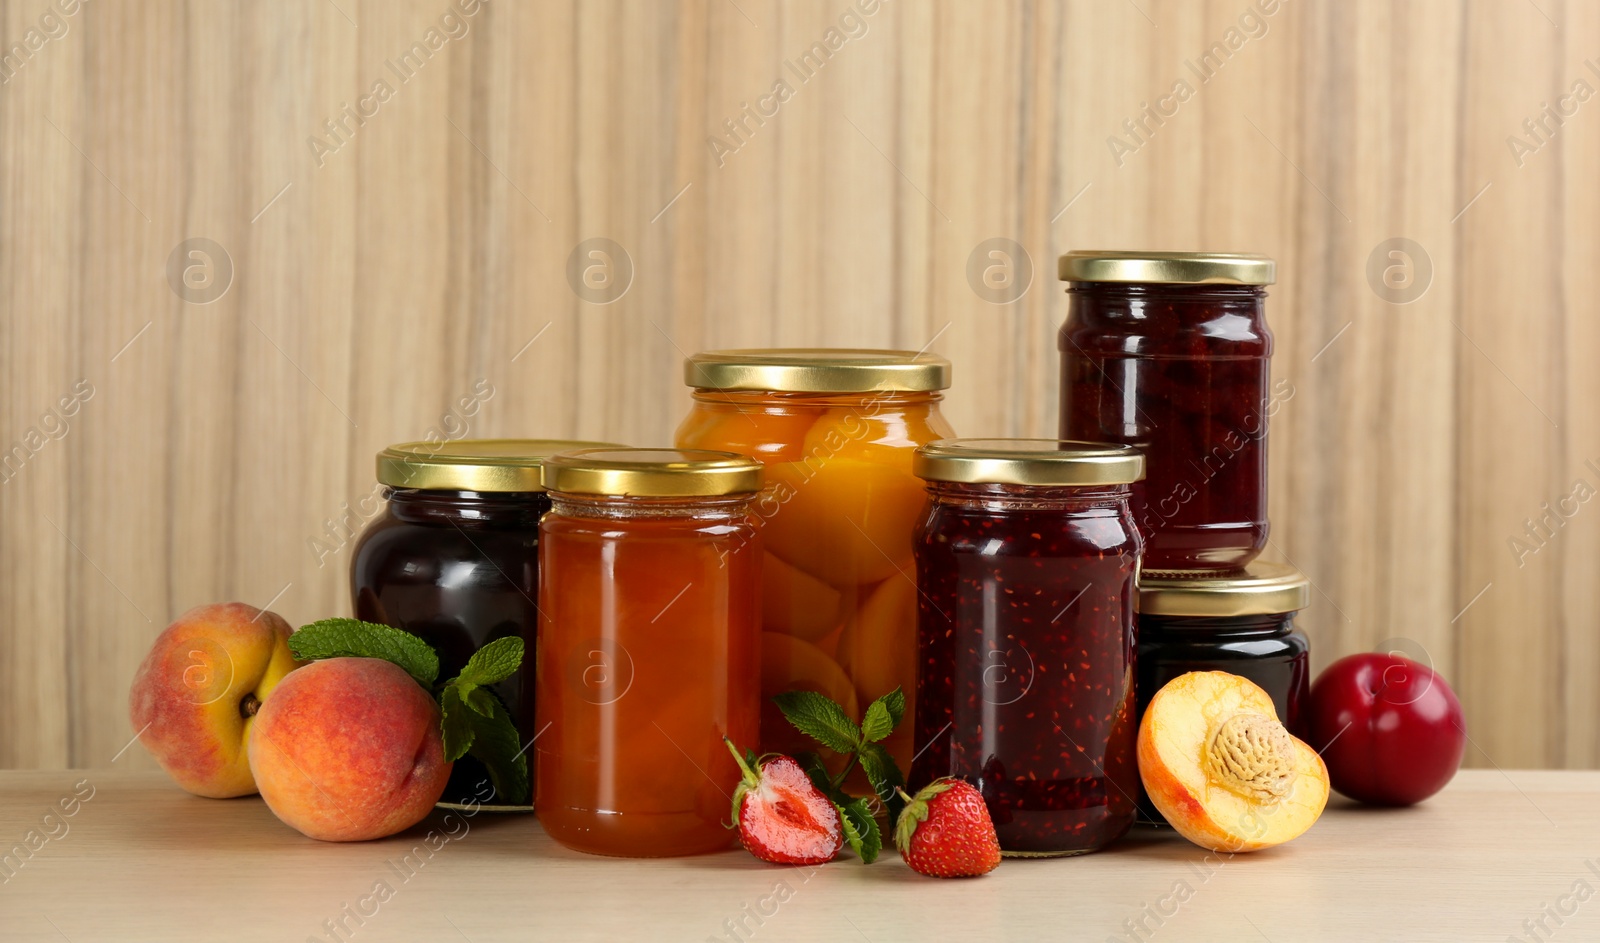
[[1138, 671, 1328, 853], [835, 574, 917, 768], [674, 401, 820, 464]]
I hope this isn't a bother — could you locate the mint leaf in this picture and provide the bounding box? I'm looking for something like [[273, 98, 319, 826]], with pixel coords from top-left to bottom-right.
[[455, 636, 523, 687], [773, 690, 862, 755], [290, 618, 439, 688], [460, 694, 529, 804], [795, 751, 850, 805], [860, 688, 905, 742], [439, 685, 475, 762], [464, 685, 497, 717], [837, 797, 881, 864], [858, 742, 907, 826]]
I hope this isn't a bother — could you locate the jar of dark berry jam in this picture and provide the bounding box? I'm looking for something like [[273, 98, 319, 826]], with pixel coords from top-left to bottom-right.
[[1134, 563, 1310, 824], [1059, 251, 1277, 571], [1136, 562, 1311, 734], [351, 438, 617, 809], [909, 438, 1145, 857]]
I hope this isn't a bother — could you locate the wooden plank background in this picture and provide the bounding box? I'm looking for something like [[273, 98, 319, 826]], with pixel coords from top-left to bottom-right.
[[1, 0, 1595, 772]]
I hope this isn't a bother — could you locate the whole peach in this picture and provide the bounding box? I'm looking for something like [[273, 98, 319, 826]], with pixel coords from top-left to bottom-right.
[[128, 602, 302, 798], [248, 657, 450, 841]]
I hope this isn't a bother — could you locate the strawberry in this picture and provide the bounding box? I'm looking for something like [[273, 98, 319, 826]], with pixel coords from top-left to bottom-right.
[[725, 738, 844, 865], [893, 779, 1001, 878]]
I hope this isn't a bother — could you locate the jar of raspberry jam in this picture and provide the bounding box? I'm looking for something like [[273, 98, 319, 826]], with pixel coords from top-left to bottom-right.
[[1134, 563, 1311, 824], [351, 438, 617, 809], [1058, 251, 1277, 571], [909, 438, 1145, 857]]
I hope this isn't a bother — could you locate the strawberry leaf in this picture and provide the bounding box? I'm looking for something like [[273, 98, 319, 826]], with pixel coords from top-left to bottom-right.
[[859, 688, 905, 743], [773, 690, 862, 755], [836, 797, 881, 864]]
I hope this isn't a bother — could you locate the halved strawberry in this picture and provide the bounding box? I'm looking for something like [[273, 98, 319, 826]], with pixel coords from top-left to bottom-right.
[[725, 738, 844, 865], [894, 778, 1000, 878]]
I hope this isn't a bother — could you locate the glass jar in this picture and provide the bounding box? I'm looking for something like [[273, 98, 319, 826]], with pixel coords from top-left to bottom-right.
[[1058, 251, 1277, 572], [1136, 562, 1311, 734], [535, 448, 763, 857], [350, 438, 616, 809], [675, 349, 955, 773], [908, 438, 1145, 857]]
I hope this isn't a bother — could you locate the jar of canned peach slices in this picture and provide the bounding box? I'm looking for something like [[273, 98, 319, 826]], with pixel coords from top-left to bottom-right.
[[676, 349, 956, 770]]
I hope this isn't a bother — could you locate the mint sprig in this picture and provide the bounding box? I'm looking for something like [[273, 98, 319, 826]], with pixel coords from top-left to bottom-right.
[[775, 687, 909, 863], [438, 639, 529, 803], [289, 619, 440, 688], [289, 620, 530, 804]]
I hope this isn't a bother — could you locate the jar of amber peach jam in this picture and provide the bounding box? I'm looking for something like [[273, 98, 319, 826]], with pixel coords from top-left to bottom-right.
[[350, 438, 617, 810], [675, 349, 955, 773], [535, 448, 763, 857], [1059, 252, 1278, 572], [908, 438, 1145, 857]]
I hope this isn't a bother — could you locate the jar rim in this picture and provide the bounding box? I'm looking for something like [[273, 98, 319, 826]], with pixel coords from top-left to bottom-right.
[[376, 438, 623, 492], [913, 438, 1145, 486], [542, 447, 763, 497], [1138, 562, 1311, 616], [684, 348, 951, 393], [1058, 251, 1275, 286]]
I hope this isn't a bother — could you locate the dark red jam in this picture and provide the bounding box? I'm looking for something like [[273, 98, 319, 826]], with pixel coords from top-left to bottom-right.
[[1137, 611, 1309, 735], [1059, 282, 1274, 571], [351, 488, 546, 806], [910, 481, 1143, 856]]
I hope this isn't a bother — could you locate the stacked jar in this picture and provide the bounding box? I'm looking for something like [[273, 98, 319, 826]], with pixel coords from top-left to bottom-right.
[[1057, 250, 1313, 827], [675, 349, 955, 772]]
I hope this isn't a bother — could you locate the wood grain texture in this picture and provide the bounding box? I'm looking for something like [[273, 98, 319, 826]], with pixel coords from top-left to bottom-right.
[[0, 0, 1596, 770], [1, 768, 1596, 941]]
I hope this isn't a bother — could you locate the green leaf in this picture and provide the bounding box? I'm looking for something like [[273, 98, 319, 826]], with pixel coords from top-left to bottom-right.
[[837, 797, 881, 864], [454, 636, 524, 687], [290, 619, 439, 688], [463, 685, 497, 717], [858, 742, 907, 826], [772, 690, 862, 755], [795, 751, 850, 805], [859, 687, 906, 742], [439, 685, 475, 762], [459, 693, 529, 805]]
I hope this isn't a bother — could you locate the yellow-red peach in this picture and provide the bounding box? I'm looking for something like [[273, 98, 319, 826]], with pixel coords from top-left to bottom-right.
[[128, 602, 302, 798], [248, 657, 450, 841]]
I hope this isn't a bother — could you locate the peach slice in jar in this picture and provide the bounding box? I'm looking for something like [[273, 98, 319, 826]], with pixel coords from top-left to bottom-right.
[[1138, 670, 1328, 853], [761, 552, 844, 643], [761, 458, 928, 588], [761, 632, 859, 773], [835, 573, 918, 767], [673, 395, 820, 464]]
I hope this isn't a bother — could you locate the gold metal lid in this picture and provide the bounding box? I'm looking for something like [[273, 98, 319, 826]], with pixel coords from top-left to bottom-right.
[[376, 438, 622, 492], [1138, 562, 1312, 617], [542, 448, 764, 497], [1058, 251, 1276, 286], [685, 349, 952, 393], [912, 438, 1145, 486]]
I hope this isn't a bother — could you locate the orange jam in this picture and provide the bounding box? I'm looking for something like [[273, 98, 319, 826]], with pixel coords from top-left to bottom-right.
[[675, 350, 955, 770], [535, 449, 763, 857]]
